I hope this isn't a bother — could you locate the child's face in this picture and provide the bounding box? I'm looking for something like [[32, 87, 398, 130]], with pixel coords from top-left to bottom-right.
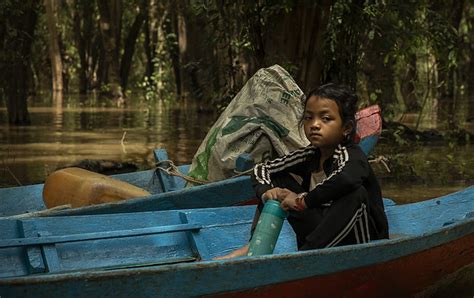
[[303, 96, 351, 152]]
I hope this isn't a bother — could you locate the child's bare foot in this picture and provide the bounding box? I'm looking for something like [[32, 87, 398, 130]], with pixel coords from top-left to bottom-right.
[[212, 244, 249, 260]]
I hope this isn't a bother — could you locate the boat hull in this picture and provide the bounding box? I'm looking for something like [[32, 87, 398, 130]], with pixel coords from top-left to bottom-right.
[[215, 233, 474, 297], [1, 196, 472, 297], [1, 225, 472, 297]]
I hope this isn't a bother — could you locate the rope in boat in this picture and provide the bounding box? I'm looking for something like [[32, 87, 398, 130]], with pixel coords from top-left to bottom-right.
[[155, 160, 254, 185], [156, 155, 390, 185], [155, 160, 208, 185]]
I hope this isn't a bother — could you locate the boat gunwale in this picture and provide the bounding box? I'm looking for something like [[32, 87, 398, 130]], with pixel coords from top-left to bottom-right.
[[0, 174, 253, 219]]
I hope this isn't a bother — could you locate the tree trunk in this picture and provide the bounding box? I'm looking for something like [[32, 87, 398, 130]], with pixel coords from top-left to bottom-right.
[[399, 55, 419, 112], [263, 1, 333, 93], [468, 52, 474, 122], [465, 2, 474, 122], [241, 2, 265, 78], [143, 0, 160, 78], [5, 67, 32, 125], [1, 2, 38, 125], [172, 1, 212, 100], [297, 0, 332, 93], [97, 0, 123, 101], [73, 9, 87, 94], [432, 0, 465, 128], [166, 3, 182, 97], [72, 0, 96, 94], [143, 0, 153, 78], [120, 8, 145, 91], [44, 0, 63, 102]]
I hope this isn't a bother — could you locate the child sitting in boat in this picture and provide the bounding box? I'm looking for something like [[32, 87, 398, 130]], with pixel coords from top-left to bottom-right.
[[215, 83, 389, 258]]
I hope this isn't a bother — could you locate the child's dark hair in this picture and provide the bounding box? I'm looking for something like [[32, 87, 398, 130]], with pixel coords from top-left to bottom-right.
[[302, 83, 358, 143]]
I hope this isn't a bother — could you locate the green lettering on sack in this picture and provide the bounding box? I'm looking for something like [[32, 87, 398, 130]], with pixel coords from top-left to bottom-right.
[[280, 89, 303, 105], [280, 91, 290, 105]]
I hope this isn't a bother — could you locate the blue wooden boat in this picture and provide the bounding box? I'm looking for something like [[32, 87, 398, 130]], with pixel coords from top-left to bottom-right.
[[0, 105, 381, 218], [0, 148, 256, 218], [0, 186, 472, 297]]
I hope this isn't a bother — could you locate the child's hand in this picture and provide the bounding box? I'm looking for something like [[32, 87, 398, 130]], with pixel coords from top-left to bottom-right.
[[281, 192, 307, 212], [263, 187, 291, 202], [280, 192, 298, 211]]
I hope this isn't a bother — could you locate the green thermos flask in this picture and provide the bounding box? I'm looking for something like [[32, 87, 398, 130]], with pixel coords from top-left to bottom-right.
[[247, 200, 288, 256]]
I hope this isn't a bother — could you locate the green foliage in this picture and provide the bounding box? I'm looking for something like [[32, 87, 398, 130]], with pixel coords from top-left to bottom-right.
[[324, 0, 469, 125], [184, 0, 295, 102], [138, 27, 177, 101]]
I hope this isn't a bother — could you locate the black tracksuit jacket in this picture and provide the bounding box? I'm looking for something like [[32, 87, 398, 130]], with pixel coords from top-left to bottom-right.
[[251, 142, 389, 248]]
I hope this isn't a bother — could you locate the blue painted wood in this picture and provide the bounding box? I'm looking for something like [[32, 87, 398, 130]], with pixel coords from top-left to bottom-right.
[[235, 153, 254, 173], [0, 206, 297, 278], [47, 175, 256, 216], [179, 212, 210, 260], [110, 169, 161, 193], [153, 149, 191, 192], [0, 184, 46, 217], [0, 186, 472, 297], [383, 198, 396, 206], [18, 220, 45, 274], [385, 186, 474, 235], [20, 224, 63, 274], [37, 231, 62, 273], [154, 149, 178, 192], [358, 134, 379, 157], [0, 223, 203, 248], [0, 221, 29, 277]]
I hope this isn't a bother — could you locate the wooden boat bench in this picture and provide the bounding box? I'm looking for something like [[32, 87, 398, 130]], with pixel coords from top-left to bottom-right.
[[0, 206, 297, 278]]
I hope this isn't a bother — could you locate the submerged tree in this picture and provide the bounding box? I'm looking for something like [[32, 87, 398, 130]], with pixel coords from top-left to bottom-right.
[[70, 0, 100, 94], [0, 0, 40, 124], [97, 0, 123, 101], [44, 0, 64, 100]]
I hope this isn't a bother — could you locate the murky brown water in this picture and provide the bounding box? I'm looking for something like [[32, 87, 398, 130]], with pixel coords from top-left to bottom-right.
[[1, 96, 473, 203], [0, 99, 218, 187]]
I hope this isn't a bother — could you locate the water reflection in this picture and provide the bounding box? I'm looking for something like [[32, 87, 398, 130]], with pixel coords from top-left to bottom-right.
[[0, 98, 217, 188]]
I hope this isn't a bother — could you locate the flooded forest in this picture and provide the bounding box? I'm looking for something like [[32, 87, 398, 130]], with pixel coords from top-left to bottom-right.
[[1, 0, 473, 202]]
